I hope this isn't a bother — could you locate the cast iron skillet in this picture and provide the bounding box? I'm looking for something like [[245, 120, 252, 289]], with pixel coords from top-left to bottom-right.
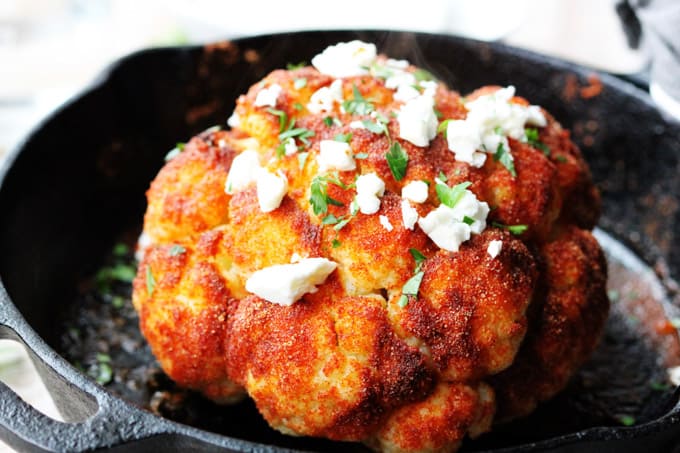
[[1, 30, 680, 452]]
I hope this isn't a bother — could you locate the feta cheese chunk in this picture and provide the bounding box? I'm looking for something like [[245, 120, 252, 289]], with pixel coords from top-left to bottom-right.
[[349, 120, 365, 129], [225, 150, 261, 194], [318, 140, 356, 172], [401, 199, 419, 230], [256, 168, 288, 213], [418, 188, 489, 252], [401, 180, 429, 203], [418, 205, 472, 252], [446, 85, 547, 167], [397, 94, 438, 147], [669, 366, 680, 386], [307, 79, 343, 114], [487, 240, 503, 259], [245, 258, 338, 306], [227, 111, 241, 128], [311, 40, 377, 78], [355, 172, 385, 215], [254, 83, 282, 108], [379, 215, 394, 232]]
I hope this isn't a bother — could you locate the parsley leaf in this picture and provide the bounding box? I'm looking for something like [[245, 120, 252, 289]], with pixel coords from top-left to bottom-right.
[[399, 271, 425, 308], [354, 152, 369, 160], [362, 119, 387, 134], [493, 222, 528, 235], [494, 143, 517, 177], [334, 132, 353, 143], [323, 116, 334, 127], [294, 77, 307, 89], [436, 181, 471, 208], [322, 214, 339, 225], [386, 142, 408, 181], [293, 102, 304, 111], [267, 108, 288, 133], [462, 215, 475, 225], [342, 84, 374, 115], [332, 239, 342, 248], [168, 244, 186, 256], [525, 127, 550, 155], [165, 142, 186, 161], [409, 248, 427, 271], [280, 126, 315, 145], [286, 61, 307, 70], [298, 152, 309, 170], [437, 171, 448, 183], [145, 265, 156, 296], [310, 176, 329, 215], [413, 68, 436, 82], [437, 119, 451, 139]]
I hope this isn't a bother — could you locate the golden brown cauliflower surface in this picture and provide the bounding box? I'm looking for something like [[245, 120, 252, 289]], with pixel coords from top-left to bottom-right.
[[132, 41, 609, 452]]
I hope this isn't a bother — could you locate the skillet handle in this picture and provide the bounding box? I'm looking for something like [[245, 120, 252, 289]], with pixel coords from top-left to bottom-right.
[[0, 292, 169, 452]]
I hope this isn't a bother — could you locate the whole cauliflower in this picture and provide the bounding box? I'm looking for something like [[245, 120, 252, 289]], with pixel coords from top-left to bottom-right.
[[133, 41, 609, 452]]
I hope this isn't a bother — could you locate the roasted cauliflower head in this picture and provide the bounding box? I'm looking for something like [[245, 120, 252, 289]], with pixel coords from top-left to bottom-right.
[[132, 41, 609, 452]]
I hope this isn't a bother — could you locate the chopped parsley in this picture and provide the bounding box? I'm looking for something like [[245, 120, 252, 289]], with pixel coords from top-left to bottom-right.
[[650, 381, 672, 391], [462, 215, 475, 225], [413, 68, 436, 82], [494, 143, 517, 177], [145, 265, 156, 296], [437, 171, 448, 183], [342, 84, 374, 115], [334, 132, 353, 143], [164, 142, 186, 161], [323, 116, 334, 127], [354, 152, 369, 160], [362, 119, 387, 135], [297, 152, 309, 170], [168, 244, 186, 256], [386, 142, 408, 181], [279, 122, 315, 145], [112, 243, 129, 257], [525, 127, 550, 155], [437, 119, 451, 138], [293, 102, 304, 111], [294, 77, 307, 89], [399, 249, 428, 307], [493, 222, 528, 235], [332, 239, 342, 248], [555, 155, 568, 163], [322, 214, 340, 225], [309, 175, 344, 216], [618, 415, 636, 427], [286, 61, 307, 70], [436, 181, 471, 208], [267, 108, 288, 133]]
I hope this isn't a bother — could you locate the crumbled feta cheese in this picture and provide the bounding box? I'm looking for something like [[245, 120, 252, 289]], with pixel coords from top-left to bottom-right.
[[385, 58, 409, 69], [401, 180, 429, 203], [284, 138, 298, 156], [245, 257, 338, 306], [418, 206, 472, 252], [318, 140, 356, 172], [401, 199, 419, 230], [255, 168, 288, 213], [355, 172, 385, 215], [669, 366, 680, 386], [419, 80, 438, 98], [254, 83, 282, 108], [446, 86, 546, 167], [135, 232, 153, 261], [311, 40, 377, 78], [349, 120, 365, 129], [386, 70, 416, 90], [225, 150, 261, 194], [397, 94, 438, 147], [379, 215, 394, 232], [393, 84, 421, 103], [227, 111, 241, 128], [418, 189, 489, 252], [487, 240, 503, 258], [307, 79, 343, 114], [290, 252, 303, 263]]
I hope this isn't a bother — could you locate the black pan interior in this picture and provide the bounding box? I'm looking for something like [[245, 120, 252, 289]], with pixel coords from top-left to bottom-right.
[[1, 30, 679, 452]]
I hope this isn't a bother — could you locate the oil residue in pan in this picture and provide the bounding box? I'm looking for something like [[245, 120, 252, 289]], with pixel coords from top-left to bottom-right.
[[57, 228, 680, 451]]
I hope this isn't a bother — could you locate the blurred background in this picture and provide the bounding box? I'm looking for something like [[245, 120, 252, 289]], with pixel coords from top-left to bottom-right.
[[0, 0, 671, 451]]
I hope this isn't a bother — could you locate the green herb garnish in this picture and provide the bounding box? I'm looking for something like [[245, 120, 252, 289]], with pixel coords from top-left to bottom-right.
[[286, 61, 307, 70], [525, 127, 550, 155], [437, 119, 451, 138], [493, 222, 528, 235], [267, 108, 288, 133], [323, 116, 334, 127], [332, 239, 342, 248], [386, 142, 408, 181], [145, 265, 156, 296], [342, 84, 375, 115], [112, 243, 129, 257], [164, 142, 186, 161], [354, 153, 369, 160], [168, 244, 186, 256], [436, 181, 471, 208], [413, 68, 436, 82], [298, 152, 309, 170], [294, 77, 307, 90], [618, 415, 636, 427], [309, 176, 343, 215], [334, 132, 353, 143], [409, 248, 427, 271], [462, 215, 475, 225], [293, 102, 304, 111], [494, 143, 517, 177]]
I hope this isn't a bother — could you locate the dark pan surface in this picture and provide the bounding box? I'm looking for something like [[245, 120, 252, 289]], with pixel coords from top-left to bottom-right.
[[1, 30, 680, 452]]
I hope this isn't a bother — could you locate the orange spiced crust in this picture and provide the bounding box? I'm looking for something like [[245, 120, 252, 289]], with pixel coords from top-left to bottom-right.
[[132, 49, 607, 453]]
